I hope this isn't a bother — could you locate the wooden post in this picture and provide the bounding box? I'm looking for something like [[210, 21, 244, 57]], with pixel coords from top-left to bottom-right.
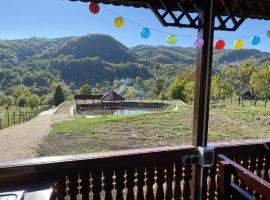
[[191, 0, 215, 199]]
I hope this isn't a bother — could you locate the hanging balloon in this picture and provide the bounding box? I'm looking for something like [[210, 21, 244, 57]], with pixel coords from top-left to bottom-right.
[[167, 35, 177, 45], [233, 39, 244, 49], [266, 30, 270, 38], [114, 17, 124, 28], [140, 27, 151, 39], [89, 2, 100, 14], [215, 39, 225, 49], [194, 37, 204, 48], [250, 36, 261, 45]]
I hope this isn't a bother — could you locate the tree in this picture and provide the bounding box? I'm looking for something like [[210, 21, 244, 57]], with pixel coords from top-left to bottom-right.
[[0, 94, 14, 107], [134, 76, 144, 89], [168, 69, 194, 102], [223, 66, 244, 106], [11, 85, 31, 101], [150, 78, 165, 98], [211, 75, 227, 103], [239, 63, 256, 105], [159, 90, 168, 100], [79, 84, 92, 95], [17, 95, 27, 107], [251, 64, 270, 107], [184, 81, 195, 102], [53, 85, 65, 106], [27, 95, 40, 110]]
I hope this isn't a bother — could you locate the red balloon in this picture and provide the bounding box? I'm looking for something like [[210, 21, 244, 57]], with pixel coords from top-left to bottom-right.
[[215, 40, 225, 49], [89, 2, 100, 14]]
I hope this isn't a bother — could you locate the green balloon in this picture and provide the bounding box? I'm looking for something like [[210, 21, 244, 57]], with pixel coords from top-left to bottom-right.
[[267, 30, 270, 38], [167, 35, 177, 45]]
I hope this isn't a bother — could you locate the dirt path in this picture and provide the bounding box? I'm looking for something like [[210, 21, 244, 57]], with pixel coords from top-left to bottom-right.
[[0, 108, 70, 161]]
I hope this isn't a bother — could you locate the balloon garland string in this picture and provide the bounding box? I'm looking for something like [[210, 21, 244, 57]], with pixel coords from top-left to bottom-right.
[[79, 0, 270, 48], [101, 5, 196, 38], [101, 5, 270, 41]]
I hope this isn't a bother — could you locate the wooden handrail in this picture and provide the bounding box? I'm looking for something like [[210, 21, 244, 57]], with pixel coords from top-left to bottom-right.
[[218, 154, 270, 200]]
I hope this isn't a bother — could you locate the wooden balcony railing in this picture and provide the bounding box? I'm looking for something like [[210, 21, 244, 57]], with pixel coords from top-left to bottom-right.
[[0, 146, 197, 200], [218, 154, 270, 200], [0, 140, 269, 200], [202, 140, 270, 200]]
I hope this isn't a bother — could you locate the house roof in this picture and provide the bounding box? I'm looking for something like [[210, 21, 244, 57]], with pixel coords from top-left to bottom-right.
[[100, 91, 126, 101], [74, 94, 103, 100], [71, 0, 270, 20]]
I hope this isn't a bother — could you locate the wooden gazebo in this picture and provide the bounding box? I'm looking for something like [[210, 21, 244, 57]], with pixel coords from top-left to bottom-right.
[[0, 0, 270, 199]]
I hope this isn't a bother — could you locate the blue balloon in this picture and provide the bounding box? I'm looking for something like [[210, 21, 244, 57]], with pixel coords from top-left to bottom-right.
[[251, 36, 261, 45], [141, 27, 151, 39]]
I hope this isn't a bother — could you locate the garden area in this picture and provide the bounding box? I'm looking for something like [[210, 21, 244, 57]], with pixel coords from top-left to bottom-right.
[[38, 99, 270, 156]]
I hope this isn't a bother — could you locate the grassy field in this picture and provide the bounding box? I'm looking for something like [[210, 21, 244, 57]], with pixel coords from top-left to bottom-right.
[[38, 100, 270, 156]]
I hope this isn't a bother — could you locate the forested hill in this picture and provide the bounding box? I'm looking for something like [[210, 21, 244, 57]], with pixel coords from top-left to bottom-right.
[[132, 45, 270, 66], [0, 33, 270, 94]]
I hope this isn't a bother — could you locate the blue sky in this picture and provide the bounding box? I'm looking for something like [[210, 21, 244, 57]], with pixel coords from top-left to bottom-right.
[[1, 0, 270, 51]]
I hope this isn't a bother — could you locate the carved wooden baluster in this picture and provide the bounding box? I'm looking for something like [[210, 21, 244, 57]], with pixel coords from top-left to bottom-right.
[[53, 182, 58, 200], [234, 157, 242, 187], [152, 167, 158, 200], [122, 170, 128, 200], [163, 168, 168, 200], [111, 171, 117, 200], [214, 164, 219, 200], [76, 174, 83, 200], [254, 155, 259, 176], [89, 173, 94, 200], [206, 168, 211, 200], [64, 176, 71, 200], [261, 156, 266, 180], [252, 156, 260, 199], [180, 167, 185, 200], [188, 166, 192, 200], [143, 168, 148, 200], [246, 156, 252, 191], [133, 169, 139, 200], [239, 157, 244, 187], [100, 172, 106, 200], [172, 164, 176, 200], [252, 190, 256, 199]]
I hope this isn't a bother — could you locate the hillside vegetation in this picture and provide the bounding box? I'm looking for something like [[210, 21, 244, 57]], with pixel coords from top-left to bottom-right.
[[0, 33, 270, 102]]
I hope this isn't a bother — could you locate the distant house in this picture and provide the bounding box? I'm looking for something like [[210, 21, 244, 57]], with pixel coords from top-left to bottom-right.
[[237, 84, 253, 99]]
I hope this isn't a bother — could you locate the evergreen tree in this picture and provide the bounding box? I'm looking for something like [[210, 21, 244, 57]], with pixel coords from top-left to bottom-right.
[[54, 85, 65, 106]]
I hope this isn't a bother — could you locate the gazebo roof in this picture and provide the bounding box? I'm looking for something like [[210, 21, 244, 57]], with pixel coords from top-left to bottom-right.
[[100, 91, 126, 101], [73, 0, 270, 21]]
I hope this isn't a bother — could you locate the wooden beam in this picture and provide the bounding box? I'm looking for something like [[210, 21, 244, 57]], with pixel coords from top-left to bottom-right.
[[192, 0, 215, 147], [191, 0, 215, 199]]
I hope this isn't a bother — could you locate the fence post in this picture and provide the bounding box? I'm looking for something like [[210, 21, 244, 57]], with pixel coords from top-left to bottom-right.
[[13, 111, 15, 125], [19, 111, 21, 123], [7, 110, 10, 126]]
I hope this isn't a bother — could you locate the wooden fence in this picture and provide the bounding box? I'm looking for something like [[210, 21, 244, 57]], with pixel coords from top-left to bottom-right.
[[0, 106, 50, 129]]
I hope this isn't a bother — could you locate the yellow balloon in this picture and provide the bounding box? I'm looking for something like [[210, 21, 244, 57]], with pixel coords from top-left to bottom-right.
[[233, 39, 244, 49], [114, 17, 124, 28]]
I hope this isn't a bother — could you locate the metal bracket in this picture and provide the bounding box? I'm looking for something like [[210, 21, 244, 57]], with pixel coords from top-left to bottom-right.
[[198, 146, 215, 167]]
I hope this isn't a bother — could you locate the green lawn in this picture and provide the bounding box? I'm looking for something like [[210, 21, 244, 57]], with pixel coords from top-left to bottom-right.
[[38, 100, 270, 156]]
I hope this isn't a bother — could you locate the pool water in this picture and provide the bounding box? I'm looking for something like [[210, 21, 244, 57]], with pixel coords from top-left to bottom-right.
[[80, 107, 166, 116]]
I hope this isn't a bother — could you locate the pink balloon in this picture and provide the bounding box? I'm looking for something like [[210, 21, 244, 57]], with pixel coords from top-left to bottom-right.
[[194, 37, 204, 48]]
